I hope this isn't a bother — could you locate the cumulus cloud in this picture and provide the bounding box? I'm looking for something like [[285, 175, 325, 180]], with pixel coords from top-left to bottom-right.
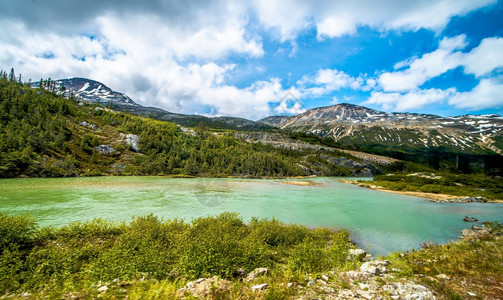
[[449, 77, 503, 110], [370, 34, 503, 112], [463, 37, 503, 77], [298, 69, 363, 97], [364, 88, 456, 111], [0, 0, 499, 118], [378, 35, 467, 92]]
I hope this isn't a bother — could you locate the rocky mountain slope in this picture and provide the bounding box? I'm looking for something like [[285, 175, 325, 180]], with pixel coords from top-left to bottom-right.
[[33, 77, 137, 106], [33, 78, 272, 131], [259, 103, 503, 156]]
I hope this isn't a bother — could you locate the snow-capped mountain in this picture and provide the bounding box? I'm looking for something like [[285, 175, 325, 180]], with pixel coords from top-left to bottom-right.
[[259, 103, 503, 155], [33, 77, 272, 131], [33, 77, 137, 105]]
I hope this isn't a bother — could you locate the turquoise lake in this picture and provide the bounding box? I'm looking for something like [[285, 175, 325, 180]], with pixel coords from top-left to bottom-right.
[[1, 176, 502, 256]]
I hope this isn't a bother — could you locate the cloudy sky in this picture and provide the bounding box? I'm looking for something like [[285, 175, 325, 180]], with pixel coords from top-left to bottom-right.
[[1, 0, 502, 119]]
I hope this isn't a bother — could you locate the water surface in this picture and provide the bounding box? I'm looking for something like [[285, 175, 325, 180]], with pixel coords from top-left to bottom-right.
[[1, 176, 502, 256]]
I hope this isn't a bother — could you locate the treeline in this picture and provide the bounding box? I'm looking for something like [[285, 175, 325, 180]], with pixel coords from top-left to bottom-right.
[[0, 76, 356, 178]]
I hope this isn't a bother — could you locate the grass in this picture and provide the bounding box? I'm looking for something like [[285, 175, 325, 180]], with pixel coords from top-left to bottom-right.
[[0, 213, 354, 298], [387, 222, 503, 299], [1, 213, 502, 299], [364, 172, 503, 200]]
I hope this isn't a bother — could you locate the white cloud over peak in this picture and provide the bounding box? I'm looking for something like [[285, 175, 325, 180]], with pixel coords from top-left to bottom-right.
[[449, 77, 503, 110], [378, 35, 467, 92], [0, 0, 500, 118], [463, 37, 503, 77], [365, 88, 456, 111], [298, 68, 363, 97], [368, 34, 503, 112]]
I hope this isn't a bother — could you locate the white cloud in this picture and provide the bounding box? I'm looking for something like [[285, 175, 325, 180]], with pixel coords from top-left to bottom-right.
[[365, 88, 456, 111], [449, 77, 503, 110], [298, 68, 363, 97], [378, 35, 466, 92], [463, 37, 503, 77], [330, 96, 340, 105], [0, 0, 500, 119], [317, 16, 356, 39]]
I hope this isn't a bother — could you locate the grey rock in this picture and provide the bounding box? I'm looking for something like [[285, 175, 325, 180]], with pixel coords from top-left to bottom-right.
[[94, 144, 115, 154], [245, 268, 268, 282], [463, 216, 478, 222], [79, 120, 99, 131], [359, 260, 390, 275], [347, 248, 367, 261], [120, 133, 140, 152]]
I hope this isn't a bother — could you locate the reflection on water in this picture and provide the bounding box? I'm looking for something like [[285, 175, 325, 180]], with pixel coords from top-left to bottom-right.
[[1, 176, 503, 256]]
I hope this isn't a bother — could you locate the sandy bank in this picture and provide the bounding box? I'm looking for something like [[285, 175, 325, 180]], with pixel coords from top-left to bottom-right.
[[281, 181, 320, 186]]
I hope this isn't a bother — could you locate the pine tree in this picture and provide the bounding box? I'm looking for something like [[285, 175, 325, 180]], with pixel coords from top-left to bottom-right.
[[9, 68, 15, 82]]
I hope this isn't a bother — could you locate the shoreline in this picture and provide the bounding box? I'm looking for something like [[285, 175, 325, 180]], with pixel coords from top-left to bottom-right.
[[340, 179, 503, 203]]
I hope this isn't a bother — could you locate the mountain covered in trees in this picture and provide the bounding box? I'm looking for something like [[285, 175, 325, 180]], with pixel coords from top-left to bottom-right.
[[32, 77, 272, 131], [1, 74, 382, 178]]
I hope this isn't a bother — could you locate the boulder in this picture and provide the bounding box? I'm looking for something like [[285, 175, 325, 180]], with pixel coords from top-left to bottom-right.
[[347, 248, 367, 261], [245, 268, 268, 282], [120, 133, 140, 152], [463, 216, 478, 222], [359, 260, 390, 275], [181, 276, 231, 298], [79, 121, 99, 131]]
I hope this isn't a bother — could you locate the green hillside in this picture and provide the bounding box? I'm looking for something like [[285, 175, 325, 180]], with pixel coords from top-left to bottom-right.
[[0, 76, 362, 178]]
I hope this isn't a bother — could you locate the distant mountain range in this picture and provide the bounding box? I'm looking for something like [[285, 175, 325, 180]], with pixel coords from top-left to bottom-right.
[[35, 77, 503, 158], [259, 104, 503, 156]]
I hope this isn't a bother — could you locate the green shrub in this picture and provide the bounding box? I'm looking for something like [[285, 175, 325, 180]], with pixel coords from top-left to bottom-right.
[[0, 214, 37, 251]]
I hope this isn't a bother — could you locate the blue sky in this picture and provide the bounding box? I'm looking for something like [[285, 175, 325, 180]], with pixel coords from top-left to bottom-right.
[[1, 0, 502, 119]]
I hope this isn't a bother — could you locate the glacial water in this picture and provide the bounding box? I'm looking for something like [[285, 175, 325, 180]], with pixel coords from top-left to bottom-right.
[[1, 176, 502, 256]]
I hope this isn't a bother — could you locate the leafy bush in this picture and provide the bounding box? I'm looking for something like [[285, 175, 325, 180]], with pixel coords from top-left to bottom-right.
[[0, 214, 37, 251], [0, 213, 355, 296]]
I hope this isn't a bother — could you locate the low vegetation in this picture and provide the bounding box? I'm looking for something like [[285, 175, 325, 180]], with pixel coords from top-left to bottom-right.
[[0, 213, 355, 298], [366, 172, 503, 200], [1, 214, 502, 299]]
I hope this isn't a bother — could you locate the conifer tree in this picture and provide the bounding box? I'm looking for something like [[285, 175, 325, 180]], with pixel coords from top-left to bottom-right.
[[8, 68, 15, 82]]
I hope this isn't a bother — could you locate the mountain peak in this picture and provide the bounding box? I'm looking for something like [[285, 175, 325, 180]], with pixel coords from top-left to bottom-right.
[[33, 77, 137, 106]]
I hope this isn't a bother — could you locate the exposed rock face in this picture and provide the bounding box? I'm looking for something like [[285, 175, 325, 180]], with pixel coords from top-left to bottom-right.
[[326, 156, 381, 177], [430, 196, 489, 203], [94, 145, 115, 155], [120, 133, 140, 152]]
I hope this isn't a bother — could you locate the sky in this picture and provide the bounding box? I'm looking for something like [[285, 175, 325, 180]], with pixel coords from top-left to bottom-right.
[[1, 0, 503, 120]]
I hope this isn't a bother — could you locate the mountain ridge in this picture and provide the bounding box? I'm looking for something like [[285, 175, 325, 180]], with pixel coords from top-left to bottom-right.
[[259, 103, 503, 157], [33, 78, 273, 131]]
